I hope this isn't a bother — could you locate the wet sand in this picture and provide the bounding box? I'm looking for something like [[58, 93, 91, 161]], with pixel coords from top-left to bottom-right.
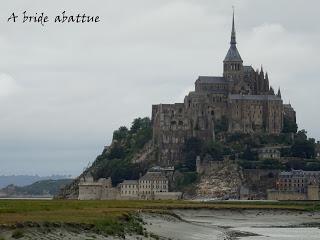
[[142, 209, 320, 240], [0, 228, 148, 240], [1, 209, 320, 239]]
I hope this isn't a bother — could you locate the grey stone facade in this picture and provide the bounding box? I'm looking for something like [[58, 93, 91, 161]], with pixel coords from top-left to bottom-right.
[[277, 170, 320, 194], [257, 147, 281, 160], [152, 13, 295, 166], [78, 170, 182, 200]]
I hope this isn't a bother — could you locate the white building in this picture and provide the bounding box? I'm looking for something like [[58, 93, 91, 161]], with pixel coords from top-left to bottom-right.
[[138, 172, 169, 200], [119, 180, 139, 199]]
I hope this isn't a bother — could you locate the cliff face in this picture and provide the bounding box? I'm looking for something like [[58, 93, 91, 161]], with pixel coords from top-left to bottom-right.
[[195, 161, 243, 199]]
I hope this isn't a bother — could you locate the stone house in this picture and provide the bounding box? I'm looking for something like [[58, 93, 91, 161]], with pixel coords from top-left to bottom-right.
[[257, 147, 281, 160], [138, 172, 169, 200], [277, 170, 320, 193], [119, 180, 139, 200], [78, 176, 119, 200], [267, 170, 320, 200]]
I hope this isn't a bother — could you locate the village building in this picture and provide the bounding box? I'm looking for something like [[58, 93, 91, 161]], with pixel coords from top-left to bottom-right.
[[138, 171, 169, 200], [257, 147, 281, 160], [119, 180, 139, 199], [267, 170, 320, 200], [78, 176, 119, 200], [78, 169, 181, 200]]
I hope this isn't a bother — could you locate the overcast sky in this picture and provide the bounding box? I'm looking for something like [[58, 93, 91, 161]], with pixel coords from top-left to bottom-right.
[[0, 0, 319, 176]]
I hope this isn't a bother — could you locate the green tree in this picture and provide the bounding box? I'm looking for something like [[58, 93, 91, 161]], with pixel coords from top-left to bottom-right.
[[242, 147, 256, 161], [113, 126, 129, 141], [258, 159, 284, 169], [215, 115, 229, 134], [182, 137, 203, 171], [130, 117, 151, 134], [202, 141, 224, 160], [291, 130, 315, 159]]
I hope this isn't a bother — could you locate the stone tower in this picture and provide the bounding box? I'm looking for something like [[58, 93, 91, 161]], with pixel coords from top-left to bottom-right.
[[223, 10, 243, 86]]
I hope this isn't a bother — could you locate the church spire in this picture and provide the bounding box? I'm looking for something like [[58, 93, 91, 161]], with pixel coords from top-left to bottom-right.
[[277, 87, 282, 98], [231, 8, 236, 45], [224, 9, 242, 63]]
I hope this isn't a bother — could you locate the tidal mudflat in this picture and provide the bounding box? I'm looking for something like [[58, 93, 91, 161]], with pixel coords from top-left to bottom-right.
[[1, 200, 320, 239], [142, 209, 320, 240]]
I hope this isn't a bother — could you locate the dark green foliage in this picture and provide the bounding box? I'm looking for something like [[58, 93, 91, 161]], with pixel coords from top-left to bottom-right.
[[181, 137, 203, 171], [291, 130, 315, 159], [280, 147, 292, 157], [258, 134, 293, 146], [285, 159, 320, 171], [226, 133, 294, 156], [175, 172, 198, 190], [305, 162, 320, 171], [238, 160, 256, 169], [94, 213, 144, 237], [282, 116, 298, 133], [107, 144, 126, 160], [242, 147, 257, 161], [130, 118, 151, 134], [239, 159, 285, 170], [202, 141, 224, 160], [285, 159, 306, 170], [113, 126, 129, 141], [183, 151, 197, 171], [215, 115, 229, 134], [91, 117, 153, 185], [257, 159, 284, 170], [226, 133, 251, 143]]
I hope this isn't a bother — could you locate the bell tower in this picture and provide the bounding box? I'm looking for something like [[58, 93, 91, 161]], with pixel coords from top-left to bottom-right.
[[223, 10, 243, 82]]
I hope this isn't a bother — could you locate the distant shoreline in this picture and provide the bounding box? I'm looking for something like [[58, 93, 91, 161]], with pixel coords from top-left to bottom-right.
[[0, 197, 52, 200]]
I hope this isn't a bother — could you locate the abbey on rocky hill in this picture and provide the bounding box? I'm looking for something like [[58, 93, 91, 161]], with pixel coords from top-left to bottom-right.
[[151, 12, 296, 166]]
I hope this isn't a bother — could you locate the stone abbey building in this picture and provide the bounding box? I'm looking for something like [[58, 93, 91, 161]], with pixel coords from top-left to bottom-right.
[[152, 13, 296, 166]]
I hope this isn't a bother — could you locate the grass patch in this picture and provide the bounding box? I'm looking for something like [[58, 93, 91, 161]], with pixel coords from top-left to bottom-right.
[[0, 199, 319, 236]]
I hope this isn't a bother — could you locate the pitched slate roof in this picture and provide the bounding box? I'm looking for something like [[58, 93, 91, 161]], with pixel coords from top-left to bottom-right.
[[229, 94, 282, 101], [196, 76, 227, 84], [139, 172, 167, 182], [120, 180, 138, 185], [224, 45, 242, 62], [243, 66, 254, 72]]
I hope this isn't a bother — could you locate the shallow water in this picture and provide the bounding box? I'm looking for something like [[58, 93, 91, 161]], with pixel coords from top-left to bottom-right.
[[143, 209, 320, 240]]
